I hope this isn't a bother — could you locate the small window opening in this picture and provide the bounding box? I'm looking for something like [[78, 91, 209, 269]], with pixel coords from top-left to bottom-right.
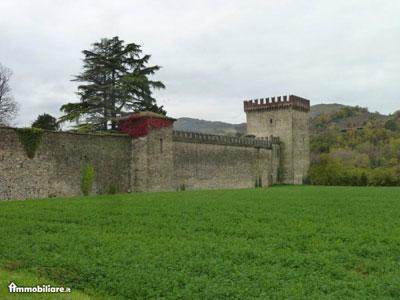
[[160, 138, 163, 153], [270, 118, 273, 124]]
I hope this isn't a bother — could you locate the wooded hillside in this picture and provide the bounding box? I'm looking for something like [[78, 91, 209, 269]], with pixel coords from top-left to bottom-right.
[[309, 106, 400, 186]]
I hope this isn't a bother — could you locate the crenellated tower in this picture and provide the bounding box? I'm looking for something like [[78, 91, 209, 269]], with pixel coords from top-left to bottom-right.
[[244, 95, 310, 184]]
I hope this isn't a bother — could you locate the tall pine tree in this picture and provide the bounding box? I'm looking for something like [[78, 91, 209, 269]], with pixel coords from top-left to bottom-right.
[[60, 37, 166, 130]]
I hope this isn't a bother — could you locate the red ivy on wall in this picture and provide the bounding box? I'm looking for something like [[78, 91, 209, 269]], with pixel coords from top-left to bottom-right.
[[118, 115, 174, 137]]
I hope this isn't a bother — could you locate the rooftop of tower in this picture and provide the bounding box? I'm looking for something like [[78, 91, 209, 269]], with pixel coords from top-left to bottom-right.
[[243, 95, 310, 112]]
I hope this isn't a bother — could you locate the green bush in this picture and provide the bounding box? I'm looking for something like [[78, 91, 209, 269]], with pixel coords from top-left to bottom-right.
[[108, 184, 117, 195], [309, 154, 345, 185], [309, 154, 400, 186], [31, 113, 60, 131], [368, 168, 399, 186], [16, 128, 44, 159], [81, 162, 94, 196]]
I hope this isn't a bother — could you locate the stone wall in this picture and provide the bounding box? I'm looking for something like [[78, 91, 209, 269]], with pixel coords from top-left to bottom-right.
[[0, 127, 131, 200], [131, 127, 174, 192], [246, 109, 295, 183], [292, 110, 310, 183], [0, 95, 310, 200], [172, 131, 280, 190], [0, 126, 282, 200]]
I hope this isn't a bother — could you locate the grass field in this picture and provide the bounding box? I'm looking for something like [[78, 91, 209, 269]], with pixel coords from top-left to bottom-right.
[[0, 186, 399, 299]]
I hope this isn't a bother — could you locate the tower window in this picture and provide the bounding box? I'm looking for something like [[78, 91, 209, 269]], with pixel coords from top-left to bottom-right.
[[269, 118, 273, 124], [160, 138, 163, 153]]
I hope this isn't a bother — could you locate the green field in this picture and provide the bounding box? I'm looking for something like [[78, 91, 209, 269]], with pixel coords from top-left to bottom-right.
[[0, 186, 399, 299]]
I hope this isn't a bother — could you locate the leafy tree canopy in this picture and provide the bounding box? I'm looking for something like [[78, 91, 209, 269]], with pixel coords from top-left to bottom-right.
[[32, 113, 60, 131], [60, 37, 166, 131]]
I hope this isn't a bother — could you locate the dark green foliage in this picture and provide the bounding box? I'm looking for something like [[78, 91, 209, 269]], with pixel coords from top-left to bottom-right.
[[368, 168, 399, 186], [107, 184, 117, 195], [31, 113, 60, 131], [360, 172, 368, 186], [81, 162, 94, 196], [16, 128, 44, 159], [60, 36, 166, 131], [384, 119, 398, 132], [309, 155, 400, 186], [309, 155, 344, 185], [0, 187, 400, 299]]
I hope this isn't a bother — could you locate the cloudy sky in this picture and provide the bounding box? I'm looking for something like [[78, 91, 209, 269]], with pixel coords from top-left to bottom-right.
[[1, 0, 399, 126]]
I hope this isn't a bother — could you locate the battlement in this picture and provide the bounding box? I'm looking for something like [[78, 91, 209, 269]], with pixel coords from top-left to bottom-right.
[[172, 130, 279, 148], [243, 95, 310, 112]]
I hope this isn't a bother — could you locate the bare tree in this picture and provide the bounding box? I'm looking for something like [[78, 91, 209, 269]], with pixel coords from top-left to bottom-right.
[[0, 64, 18, 126]]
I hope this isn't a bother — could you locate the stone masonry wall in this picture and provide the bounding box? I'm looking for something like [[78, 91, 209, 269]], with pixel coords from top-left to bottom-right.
[[292, 110, 310, 183], [246, 109, 294, 183], [172, 131, 280, 190], [0, 126, 282, 200], [131, 127, 174, 192], [0, 127, 132, 200]]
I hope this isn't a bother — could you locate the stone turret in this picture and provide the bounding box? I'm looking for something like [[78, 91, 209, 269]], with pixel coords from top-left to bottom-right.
[[244, 95, 310, 184], [118, 111, 176, 192]]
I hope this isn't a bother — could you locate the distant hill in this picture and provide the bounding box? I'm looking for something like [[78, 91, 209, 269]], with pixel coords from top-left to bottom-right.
[[310, 103, 346, 118], [174, 118, 246, 136], [174, 103, 389, 135], [310, 104, 388, 131]]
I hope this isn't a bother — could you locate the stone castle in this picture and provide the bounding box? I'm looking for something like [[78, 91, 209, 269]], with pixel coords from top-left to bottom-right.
[[0, 95, 310, 200]]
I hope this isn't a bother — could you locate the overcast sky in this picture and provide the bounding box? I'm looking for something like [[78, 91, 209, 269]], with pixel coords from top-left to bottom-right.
[[1, 0, 399, 126]]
